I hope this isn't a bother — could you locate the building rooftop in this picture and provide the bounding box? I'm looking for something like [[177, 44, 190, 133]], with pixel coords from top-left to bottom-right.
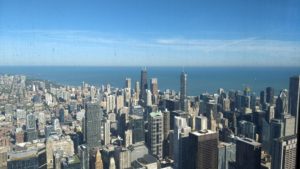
[[236, 136, 261, 147], [67, 155, 80, 164], [191, 129, 216, 136], [172, 110, 186, 114], [276, 134, 297, 142], [0, 146, 8, 153], [130, 114, 143, 120], [149, 111, 162, 117], [8, 149, 37, 161], [219, 141, 235, 147], [137, 154, 158, 165]]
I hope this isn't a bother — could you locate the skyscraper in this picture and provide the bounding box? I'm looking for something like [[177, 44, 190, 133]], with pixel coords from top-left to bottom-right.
[[271, 135, 297, 169], [140, 68, 148, 102], [208, 109, 217, 132], [25, 113, 38, 142], [124, 88, 131, 106], [85, 102, 103, 149], [275, 89, 289, 119], [180, 72, 187, 111], [78, 145, 89, 169], [125, 78, 131, 89], [130, 115, 145, 144], [218, 142, 236, 169], [187, 130, 219, 169], [289, 76, 300, 134], [89, 148, 103, 169], [260, 90, 266, 107], [147, 111, 163, 159], [146, 89, 152, 106], [162, 109, 170, 141], [102, 145, 115, 169], [195, 115, 208, 131], [103, 119, 111, 145], [162, 109, 170, 158], [7, 149, 39, 169], [269, 119, 284, 154], [238, 120, 256, 140], [282, 114, 296, 137], [114, 147, 131, 169], [150, 78, 158, 95], [59, 108, 65, 124], [236, 137, 261, 169], [266, 87, 275, 105], [292, 77, 300, 169], [266, 105, 275, 123], [118, 112, 127, 141], [135, 81, 140, 101], [296, 127, 299, 169], [173, 116, 191, 169], [150, 78, 158, 104]]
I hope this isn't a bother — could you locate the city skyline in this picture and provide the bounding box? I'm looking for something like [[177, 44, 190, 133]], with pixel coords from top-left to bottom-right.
[[1, 0, 300, 66], [0, 68, 299, 169], [0, 1, 300, 168]]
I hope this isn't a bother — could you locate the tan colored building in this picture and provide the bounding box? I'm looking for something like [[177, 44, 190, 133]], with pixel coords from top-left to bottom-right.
[[46, 135, 74, 169], [0, 146, 8, 169], [95, 149, 103, 169]]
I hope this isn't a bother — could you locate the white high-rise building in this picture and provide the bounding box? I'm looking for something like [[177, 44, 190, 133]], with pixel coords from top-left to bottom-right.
[[146, 89, 152, 106], [173, 116, 191, 169], [103, 119, 111, 145]]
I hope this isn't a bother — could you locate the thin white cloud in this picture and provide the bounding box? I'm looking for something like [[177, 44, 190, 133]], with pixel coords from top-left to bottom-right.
[[0, 29, 300, 66]]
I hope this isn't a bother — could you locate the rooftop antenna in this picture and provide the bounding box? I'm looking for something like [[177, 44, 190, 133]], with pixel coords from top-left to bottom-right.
[[182, 66, 185, 73]]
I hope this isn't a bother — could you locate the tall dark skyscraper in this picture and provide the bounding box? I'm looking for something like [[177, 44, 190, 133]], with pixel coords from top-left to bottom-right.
[[297, 113, 300, 166], [236, 137, 261, 169], [180, 72, 187, 111], [266, 87, 275, 105], [25, 113, 37, 142], [187, 130, 219, 169], [85, 102, 103, 149], [289, 76, 300, 134], [296, 99, 300, 168], [269, 119, 284, 154], [260, 90, 266, 106], [118, 112, 127, 141], [289, 76, 300, 169], [130, 115, 145, 144], [162, 109, 170, 158], [59, 108, 65, 124], [140, 68, 148, 102]]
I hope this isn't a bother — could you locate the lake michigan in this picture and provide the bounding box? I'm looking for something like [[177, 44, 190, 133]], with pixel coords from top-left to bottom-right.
[[0, 66, 300, 96]]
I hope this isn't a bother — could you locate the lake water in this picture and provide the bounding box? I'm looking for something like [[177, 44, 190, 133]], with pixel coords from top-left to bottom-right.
[[0, 66, 299, 95]]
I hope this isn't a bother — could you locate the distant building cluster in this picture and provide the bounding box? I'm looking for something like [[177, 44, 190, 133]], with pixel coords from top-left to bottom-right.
[[0, 71, 299, 169]]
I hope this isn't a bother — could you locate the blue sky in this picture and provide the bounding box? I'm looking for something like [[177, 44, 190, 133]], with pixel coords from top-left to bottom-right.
[[0, 0, 300, 66]]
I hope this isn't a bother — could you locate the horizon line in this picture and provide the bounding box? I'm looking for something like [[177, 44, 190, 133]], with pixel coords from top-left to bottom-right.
[[0, 65, 300, 68]]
